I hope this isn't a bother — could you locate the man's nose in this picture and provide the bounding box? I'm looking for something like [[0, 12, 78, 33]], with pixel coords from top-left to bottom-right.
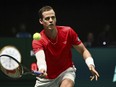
[[49, 17, 53, 22]]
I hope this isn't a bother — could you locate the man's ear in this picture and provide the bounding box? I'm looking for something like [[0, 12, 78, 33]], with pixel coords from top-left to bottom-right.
[[39, 18, 43, 24]]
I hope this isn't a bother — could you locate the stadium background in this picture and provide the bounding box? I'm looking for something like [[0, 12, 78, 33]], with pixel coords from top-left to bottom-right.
[[0, 0, 116, 41]]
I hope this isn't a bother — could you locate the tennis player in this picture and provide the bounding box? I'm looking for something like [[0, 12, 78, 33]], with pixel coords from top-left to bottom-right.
[[32, 5, 99, 87]]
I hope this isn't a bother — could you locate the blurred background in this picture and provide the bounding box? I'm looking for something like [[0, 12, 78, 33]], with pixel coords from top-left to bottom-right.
[[0, 0, 116, 46], [0, 0, 116, 87]]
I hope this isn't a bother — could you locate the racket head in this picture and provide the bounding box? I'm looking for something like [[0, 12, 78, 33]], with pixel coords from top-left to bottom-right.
[[0, 45, 23, 79]]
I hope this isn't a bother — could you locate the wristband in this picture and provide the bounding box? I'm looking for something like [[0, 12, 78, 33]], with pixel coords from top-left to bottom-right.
[[85, 57, 95, 67]]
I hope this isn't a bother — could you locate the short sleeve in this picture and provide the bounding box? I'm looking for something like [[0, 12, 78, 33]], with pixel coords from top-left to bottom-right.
[[32, 40, 43, 54], [69, 28, 81, 45]]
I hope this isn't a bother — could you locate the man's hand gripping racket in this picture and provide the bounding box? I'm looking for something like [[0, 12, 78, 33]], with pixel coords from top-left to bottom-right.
[[0, 45, 43, 79]]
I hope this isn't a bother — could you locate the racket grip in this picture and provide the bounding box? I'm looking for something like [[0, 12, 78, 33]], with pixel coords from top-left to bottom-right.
[[33, 71, 42, 75]]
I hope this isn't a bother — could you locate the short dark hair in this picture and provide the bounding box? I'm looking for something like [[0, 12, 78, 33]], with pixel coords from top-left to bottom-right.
[[38, 6, 53, 19]]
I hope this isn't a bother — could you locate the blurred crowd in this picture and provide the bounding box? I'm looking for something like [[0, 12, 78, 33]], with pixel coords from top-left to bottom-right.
[[84, 24, 116, 47], [0, 23, 116, 47], [10, 23, 32, 38]]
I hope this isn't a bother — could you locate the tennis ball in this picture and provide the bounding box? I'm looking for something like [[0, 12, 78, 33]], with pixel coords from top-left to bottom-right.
[[33, 32, 41, 40]]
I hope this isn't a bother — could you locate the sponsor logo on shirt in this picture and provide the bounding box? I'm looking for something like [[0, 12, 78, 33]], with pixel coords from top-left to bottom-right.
[[77, 37, 80, 42], [63, 41, 67, 44]]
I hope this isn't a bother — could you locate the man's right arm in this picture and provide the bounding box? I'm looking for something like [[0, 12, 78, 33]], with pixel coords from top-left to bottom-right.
[[35, 50, 47, 77]]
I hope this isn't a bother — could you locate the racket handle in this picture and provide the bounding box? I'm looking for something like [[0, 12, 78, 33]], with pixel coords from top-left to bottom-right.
[[33, 71, 42, 75]]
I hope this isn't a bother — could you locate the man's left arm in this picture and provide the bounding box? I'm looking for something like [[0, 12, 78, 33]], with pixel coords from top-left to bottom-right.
[[73, 43, 100, 81]]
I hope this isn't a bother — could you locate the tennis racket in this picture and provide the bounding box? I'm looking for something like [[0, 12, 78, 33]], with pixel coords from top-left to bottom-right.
[[0, 45, 42, 79]]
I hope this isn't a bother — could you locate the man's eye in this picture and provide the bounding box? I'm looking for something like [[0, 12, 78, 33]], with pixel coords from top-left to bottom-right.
[[51, 16, 56, 19], [45, 17, 50, 20], [45, 16, 56, 21]]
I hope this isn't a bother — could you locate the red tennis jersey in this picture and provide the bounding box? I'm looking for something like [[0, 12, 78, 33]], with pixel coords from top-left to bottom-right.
[[32, 26, 81, 79]]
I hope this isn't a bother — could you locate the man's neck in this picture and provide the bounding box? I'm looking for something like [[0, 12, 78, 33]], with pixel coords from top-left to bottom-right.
[[45, 27, 58, 39]]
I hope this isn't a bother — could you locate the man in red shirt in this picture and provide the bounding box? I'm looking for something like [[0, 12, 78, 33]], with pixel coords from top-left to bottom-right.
[[32, 6, 99, 87]]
